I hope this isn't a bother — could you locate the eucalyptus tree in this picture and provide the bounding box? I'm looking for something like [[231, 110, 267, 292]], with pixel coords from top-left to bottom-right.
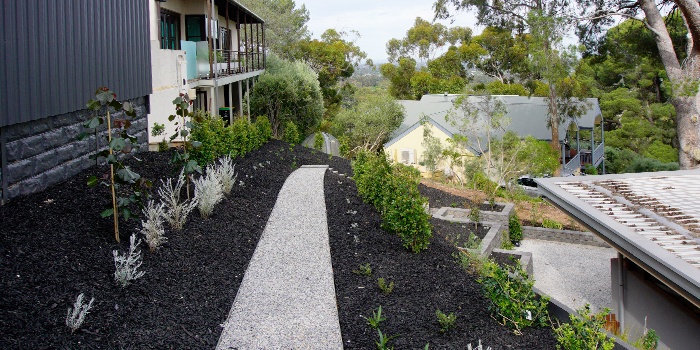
[[238, 0, 311, 58], [435, 0, 585, 165]]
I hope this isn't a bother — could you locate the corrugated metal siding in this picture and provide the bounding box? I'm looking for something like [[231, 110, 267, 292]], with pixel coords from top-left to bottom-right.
[[0, 0, 152, 128]]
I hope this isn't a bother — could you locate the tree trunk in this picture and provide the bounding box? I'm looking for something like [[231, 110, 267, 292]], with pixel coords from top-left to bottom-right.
[[639, 0, 700, 169], [548, 83, 561, 176]]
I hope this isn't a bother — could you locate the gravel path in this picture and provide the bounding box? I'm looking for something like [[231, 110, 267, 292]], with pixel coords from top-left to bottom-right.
[[518, 239, 618, 313], [216, 165, 342, 350]]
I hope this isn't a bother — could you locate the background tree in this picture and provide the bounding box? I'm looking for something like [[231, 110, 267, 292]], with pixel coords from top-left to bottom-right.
[[333, 91, 405, 157], [575, 0, 700, 169], [238, 0, 311, 58], [434, 1, 588, 166], [294, 29, 372, 121], [249, 54, 324, 139], [381, 17, 472, 100], [459, 26, 530, 83]]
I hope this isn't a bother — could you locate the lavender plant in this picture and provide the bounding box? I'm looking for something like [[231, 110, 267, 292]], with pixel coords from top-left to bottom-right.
[[113, 234, 145, 287], [66, 293, 94, 334], [140, 200, 166, 252], [158, 171, 198, 231], [78, 87, 151, 242], [193, 169, 224, 219]]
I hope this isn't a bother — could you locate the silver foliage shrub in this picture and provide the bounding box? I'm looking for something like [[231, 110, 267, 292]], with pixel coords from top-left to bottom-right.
[[66, 293, 94, 333], [213, 155, 238, 195], [113, 234, 145, 287], [141, 200, 166, 251], [467, 340, 492, 350], [193, 168, 223, 219], [158, 170, 197, 231]]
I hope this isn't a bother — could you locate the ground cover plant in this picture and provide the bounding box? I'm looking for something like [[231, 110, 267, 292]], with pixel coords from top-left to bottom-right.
[[1, 138, 558, 349]]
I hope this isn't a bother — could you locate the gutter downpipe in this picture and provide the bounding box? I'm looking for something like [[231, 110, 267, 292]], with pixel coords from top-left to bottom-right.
[[618, 252, 625, 331]]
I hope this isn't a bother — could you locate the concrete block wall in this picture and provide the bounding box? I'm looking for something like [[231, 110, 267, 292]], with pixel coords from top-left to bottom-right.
[[441, 202, 515, 225], [522, 226, 610, 248], [2, 97, 148, 200]]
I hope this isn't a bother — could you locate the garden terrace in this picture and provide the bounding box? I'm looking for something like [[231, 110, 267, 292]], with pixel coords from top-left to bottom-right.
[[0, 140, 558, 348]]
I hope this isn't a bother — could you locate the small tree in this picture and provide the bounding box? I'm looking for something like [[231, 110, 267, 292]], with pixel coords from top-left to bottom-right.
[[79, 87, 151, 243], [448, 94, 521, 202], [168, 94, 203, 199]]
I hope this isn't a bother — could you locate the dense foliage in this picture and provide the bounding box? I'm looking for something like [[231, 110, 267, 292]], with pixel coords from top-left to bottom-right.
[[334, 91, 405, 158], [189, 112, 271, 166], [352, 151, 432, 252], [249, 53, 324, 140]]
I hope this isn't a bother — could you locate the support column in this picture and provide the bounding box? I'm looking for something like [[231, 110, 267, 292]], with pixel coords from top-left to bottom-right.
[[228, 83, 233, 123], [238, 80, 243, 118], [246, 78, 250, 121]]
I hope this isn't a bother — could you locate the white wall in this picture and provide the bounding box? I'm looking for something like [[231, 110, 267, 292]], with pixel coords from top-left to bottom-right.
[[148, 40, 189, 143]]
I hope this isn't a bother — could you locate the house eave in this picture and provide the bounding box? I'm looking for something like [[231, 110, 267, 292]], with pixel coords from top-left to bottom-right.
[[535, 170, 700, 309]]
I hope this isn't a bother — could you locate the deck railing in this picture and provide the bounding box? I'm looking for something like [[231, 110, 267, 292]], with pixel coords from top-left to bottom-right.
[[194, 43, 265, 79]]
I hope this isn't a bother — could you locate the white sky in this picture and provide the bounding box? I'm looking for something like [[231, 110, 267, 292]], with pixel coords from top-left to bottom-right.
[[299, 0, 482, 64]]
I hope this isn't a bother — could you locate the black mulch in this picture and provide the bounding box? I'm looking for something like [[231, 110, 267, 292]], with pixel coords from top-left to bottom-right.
[[326, 173, 558, 349], [418, 184, 505, 212], [0, 139, 556, 349], [490, 251, 520, 270], [0, 140, 351, 350]]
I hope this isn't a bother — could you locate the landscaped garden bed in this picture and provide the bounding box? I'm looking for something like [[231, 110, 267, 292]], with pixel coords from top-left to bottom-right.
[[325, 171, 558, 349], [1, 138, 576, 349], [0, 140, 349, 349]]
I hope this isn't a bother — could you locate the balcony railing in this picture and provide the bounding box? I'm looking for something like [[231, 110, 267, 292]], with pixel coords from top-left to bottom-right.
[[193, 42, 265, 79]]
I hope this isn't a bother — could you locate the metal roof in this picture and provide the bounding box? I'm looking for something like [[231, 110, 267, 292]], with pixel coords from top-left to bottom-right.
[[389, 94, 602, 150], [536, 170, 700, 308]]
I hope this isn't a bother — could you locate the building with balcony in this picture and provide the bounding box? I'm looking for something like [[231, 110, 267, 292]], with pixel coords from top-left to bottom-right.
[[148, 0, 265, 144]]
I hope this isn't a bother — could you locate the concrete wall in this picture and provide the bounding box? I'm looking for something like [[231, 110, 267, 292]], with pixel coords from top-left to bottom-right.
[[611, 258, 700, 350], [2, 98, 148, 200]]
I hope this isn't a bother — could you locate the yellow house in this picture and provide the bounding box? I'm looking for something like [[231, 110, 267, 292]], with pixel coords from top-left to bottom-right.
[[384, 94, 605, 177]]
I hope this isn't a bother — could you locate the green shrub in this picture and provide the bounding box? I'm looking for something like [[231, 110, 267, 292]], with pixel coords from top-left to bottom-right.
[[352, 151, 392, 208], [554, 305, 615, 350], [191, 113, 267, 165], [283, 121, 300, 144], [509, 214, 523, 242], [190, 112, 226, 165], [313, 132, 324, 150], [353, 151, 432, 253], [543, 218, 563, 230], [436, 309, 456, 332], [254, 115, 272, 142], [481, 263, 550, 334], [380, 165, 432, 252]]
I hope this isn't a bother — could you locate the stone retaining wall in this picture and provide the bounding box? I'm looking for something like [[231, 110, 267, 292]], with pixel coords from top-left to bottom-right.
[[436, 202, 514, 225], [2, 97, 148, 199], [522, 226, 610, 248]]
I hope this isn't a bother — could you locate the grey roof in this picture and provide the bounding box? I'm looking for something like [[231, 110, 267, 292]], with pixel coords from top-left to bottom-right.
[[386, 94, 602, 152], [535, 170, 700, 309]]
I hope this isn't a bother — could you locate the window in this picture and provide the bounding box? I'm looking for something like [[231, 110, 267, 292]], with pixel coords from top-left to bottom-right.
[[401, 148, 415, 164], [160, 9, 181, 50], [218, 27, 230, 50], [185, 15, 206, 42]]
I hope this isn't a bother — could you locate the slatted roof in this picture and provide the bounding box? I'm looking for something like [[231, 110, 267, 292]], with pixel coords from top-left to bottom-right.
[[536, 170, 700, 308]]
